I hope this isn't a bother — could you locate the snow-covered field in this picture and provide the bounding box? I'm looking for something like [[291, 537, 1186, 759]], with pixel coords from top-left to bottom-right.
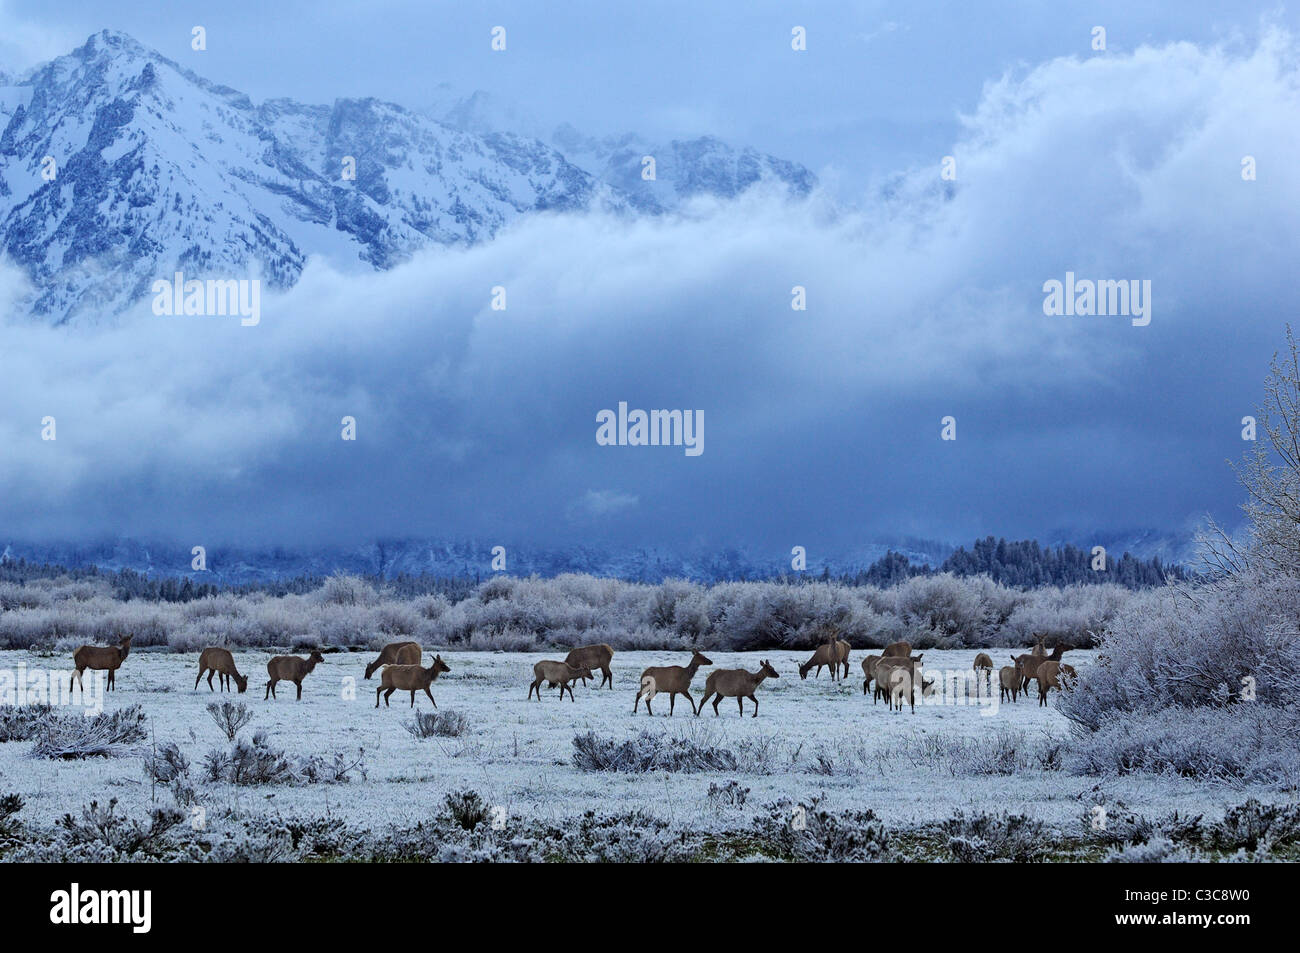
[[0, 647, 1280, 836]]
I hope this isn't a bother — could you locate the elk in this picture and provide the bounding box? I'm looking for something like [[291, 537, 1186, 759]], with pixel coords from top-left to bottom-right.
[[697, 659, 780, 718], [871, 654, 924, 705], [1014, 642, 1066, 694], [1030, 633, 1047, 658], [195, 647, 248, 693], [875, 656, 927, 712], [882, 640, 912, 658], [1036, 661, 1077, 707], [799, 640, 850, 681], [364, 641, 421, 679], [529, 660, 593, 702], [860, 654, 882, 695], [973, 652, 993, 673], [71, 634, 132, 692], [634, 650, 712, 716], [566, 643, 615, 689], [998, 665, 1020, 703], [265, 650, 325, 700], [376, 655, 451, 707]]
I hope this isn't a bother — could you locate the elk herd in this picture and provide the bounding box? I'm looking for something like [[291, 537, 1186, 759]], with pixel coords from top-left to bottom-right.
[[63, 632, 1078, 717]]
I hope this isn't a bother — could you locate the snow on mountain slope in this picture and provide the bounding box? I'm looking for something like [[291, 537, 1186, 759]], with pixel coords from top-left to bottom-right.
[[0, 31, 816, 324]]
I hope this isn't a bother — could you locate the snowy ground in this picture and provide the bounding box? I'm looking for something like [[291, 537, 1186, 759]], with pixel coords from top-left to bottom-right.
[[0, 647, 1282, 837]]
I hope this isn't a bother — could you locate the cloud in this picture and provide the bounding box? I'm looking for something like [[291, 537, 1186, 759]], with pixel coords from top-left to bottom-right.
[[1, 30, 1297, 551], [571, 490, 640, 520]]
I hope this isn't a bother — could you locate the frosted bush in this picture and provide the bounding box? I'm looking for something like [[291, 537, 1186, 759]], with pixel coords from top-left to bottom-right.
[[316, 573, 377, 607]]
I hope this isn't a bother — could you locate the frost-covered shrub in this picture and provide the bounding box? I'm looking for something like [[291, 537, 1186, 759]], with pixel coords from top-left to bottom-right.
[[444, 790, 491, 831], [894, 573, 989, 646], [202, 731, 295, 785], [55, 798, 184, 859], [407, 709, 470, 739], [1060, 569, 1300, 785], [317, 573, 377, 607], [143, 741, 190, 783], [0, 704, 52, 742], [29, 705, 148, 759], [892, 728, 1045, 776], [753, 795, 890, 862], [202, 731, 365, 785], [941, 811, 1052, 862], [573, 730, 751, 773], [1065, 705, 1300, 785], [206, 700, 253, 741], [707, 780, 750, 807], [1104, 837, 1204, 862]]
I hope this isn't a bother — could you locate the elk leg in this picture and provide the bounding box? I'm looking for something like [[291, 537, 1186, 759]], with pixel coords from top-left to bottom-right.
[[296, 680, 303, 700], [425, 686, 436, 707], [265, 680, 273, 700], [602, 666, 613, 689], [375, 687, 382, 708], [696, 691, 712, 716], [645, 697, 653, 715], [410, 690, 416, 707], [712, 696, 721, 715], [748, 694, 759, 718], [737, 697, 744, 716], [669, 693, 676, 716], [208, 670, 216, 691], [195, 668, 204, 690], [681, 690, 697, 715], [384, 687, 395, 706]]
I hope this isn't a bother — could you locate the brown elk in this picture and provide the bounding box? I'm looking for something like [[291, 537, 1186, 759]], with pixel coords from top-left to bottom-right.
[[71, 634, 133, 692], [1014, 642, 1066, 694], [265, 650, 325, 700], [195, 647, 248, 693], [875, 656, 928, 712], [376, 656, 451, 707], [798, 640, 850, 680], [871, 654, 924, 705], [860, 654, 882, 695], [882, 640, 912, 658], [566, 643, 615, 689], [634, 650, 712, 716], [697, 659, 780, 718], [1036, 661, 1077, 707], [364, 641, 421, 679], [998, 665, 1020, 703], [529, 660, 593, 702]]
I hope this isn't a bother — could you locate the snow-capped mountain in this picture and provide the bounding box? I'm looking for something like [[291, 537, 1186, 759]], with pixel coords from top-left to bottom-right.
[[0, 30, 816, 324], [420, 86, 817, 212]]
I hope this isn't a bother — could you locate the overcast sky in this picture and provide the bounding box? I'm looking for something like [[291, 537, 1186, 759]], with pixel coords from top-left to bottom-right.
[[1, 2, 1298, 556]]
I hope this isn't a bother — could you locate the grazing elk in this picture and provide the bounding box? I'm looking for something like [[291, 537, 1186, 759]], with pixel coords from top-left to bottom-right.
[[998, 665, 1020, 703], [71, 634, 133, 693], [376, 655, 451, 708], [634, 650, 712, 716], [265, 650, 325, 700], [697, 659, 780, 718], [799, 640, 850, 681], [882, 640, 912, 658], [1036, 661, 1077, 707], [875, 656, 928, 713], [566, 643, 615, 689], [364, 641, 421, 679], [871, 654, 925, 706], [529, 660, 593, 703], [195, 647, 248, 693], [861, 654, 882, 695]]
